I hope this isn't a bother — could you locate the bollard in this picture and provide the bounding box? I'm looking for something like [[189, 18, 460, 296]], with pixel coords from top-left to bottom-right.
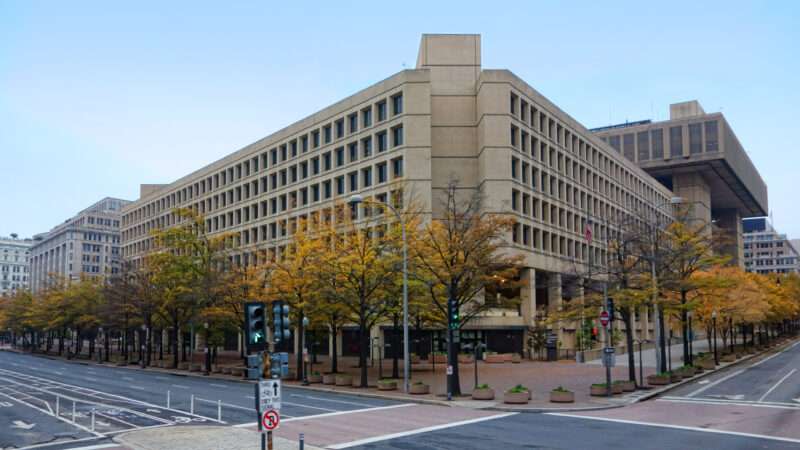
[[190, 394, 194, 414], [217, 399, 222, 422], [166, 390, 171, 409], [91, 408, 96, 432], [299, 433, 305, 450], [55, 395, 60, 417], [72, 401, 76, 423]]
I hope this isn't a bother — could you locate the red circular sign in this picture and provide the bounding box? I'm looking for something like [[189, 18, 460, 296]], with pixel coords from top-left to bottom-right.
[[262, 409, 280, 430], [600, 311, 609, 327]]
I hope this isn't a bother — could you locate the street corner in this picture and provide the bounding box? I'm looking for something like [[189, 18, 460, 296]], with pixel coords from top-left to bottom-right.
[[114, 425, 323, 450]]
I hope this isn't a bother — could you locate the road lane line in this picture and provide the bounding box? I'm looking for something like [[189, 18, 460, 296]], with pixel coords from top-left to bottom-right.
[[282, 403, 415, 423], [171, 384, 189, 389], [15, 436, 112, 450], [758, 368, 797, 402], [327, 412, 518, 449], [687, 369, 744, 397], [210, 383, 227, 388], [282, 401, 337, 412], [751, 341, 799, 368], [129, 385, 146, 390], [289, 393, 378, 408], [547, 412, 800, 445], [0, 389, 105, 437], [658, 397, 800, 410]]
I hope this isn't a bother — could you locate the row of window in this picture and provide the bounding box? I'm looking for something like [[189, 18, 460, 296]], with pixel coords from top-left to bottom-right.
[[601, 121, 719, 162], [510, 221, 608, 266], [125, 93, 404, 225]]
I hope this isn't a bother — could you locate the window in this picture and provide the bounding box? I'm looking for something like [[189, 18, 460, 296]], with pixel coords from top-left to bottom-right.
[[377, 101, 387, 121], [377, 162, 388, 183], [348, 113, 358, 133], [280, 144, 287, 161], [311, 157, 320, 175], [623, 133, 635, 160], [335, 119, 344, 139], [323, 180, 332, 199], [336, 176, 345, 195], [362, 167, 372, 187], [301, 135, 309, 153], [608, 135, 621, 152], [312, 130, 320, 148], [323, 152, 332, 171], [510, 93, 518, 115], [377, 131, 388, 152], [348, 171, 358, 192], [651, 129, 664, 159], [362, 137, 373, 157], [637, 131, 650, 161], [392, 125, 403, 147], [290, 140, 298, 157], [392, 157, 403, 178], [391, 93, 403, 115], [312, 184, 320, 202], [705, 121, 718, 152], [669, 126, 683, 158], [510, 125, 518, 147], [324, 125, 332, 144], [511, 157, 519, 179], [349, 142, 358, 162], [689, 123, 702, 154], [362, 108, 372, 128], [335, 147, 345, 167], [270, 148, 278, 165]]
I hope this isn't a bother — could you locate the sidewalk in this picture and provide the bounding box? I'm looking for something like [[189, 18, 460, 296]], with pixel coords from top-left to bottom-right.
[[116, 426, 321, 450], [586, 338, 720, 368]]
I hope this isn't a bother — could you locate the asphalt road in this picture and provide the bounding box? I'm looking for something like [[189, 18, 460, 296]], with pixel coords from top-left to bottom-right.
[[0, 350, 398, 449], [348, 412, 800, 450]]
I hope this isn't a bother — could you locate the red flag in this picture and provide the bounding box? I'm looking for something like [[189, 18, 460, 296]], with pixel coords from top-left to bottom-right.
[[585, 221, 593, 244]]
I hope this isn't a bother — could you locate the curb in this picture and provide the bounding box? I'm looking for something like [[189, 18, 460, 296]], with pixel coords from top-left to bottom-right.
[[486, 402, 623, 414], [631, 337, 799, 403]]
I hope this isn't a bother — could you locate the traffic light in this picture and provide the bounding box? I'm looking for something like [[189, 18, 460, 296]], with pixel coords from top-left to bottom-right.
[[272, 301, 291, 343], [606, 297, 615, 326], [244, 302, 266, 352], [448, 298, 459, 330]]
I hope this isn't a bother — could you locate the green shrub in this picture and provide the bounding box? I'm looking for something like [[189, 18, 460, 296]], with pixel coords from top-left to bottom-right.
[[475, 383, 490, 390], [591, 383, 609, 388], [552, 386, 571, 393], [507, 384, 529, 393]]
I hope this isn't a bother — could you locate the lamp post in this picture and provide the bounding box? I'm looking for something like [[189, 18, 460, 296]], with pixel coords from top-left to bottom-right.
[[712, 310, 719, 366], [687, 311, 693, 366], [302, 317, 309, 386], [203, 322, 210, 375], [349, 194, 409, 393]]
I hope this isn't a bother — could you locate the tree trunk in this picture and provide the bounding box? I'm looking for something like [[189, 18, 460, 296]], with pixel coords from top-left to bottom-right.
[[296, 309, 305, 382], [447, 281, 462, 397], [681, 291, 689, 365], [622, 311, 636, 384], [172, 323, 179, 369], [391, 314, 400, 379], [358, 317, 369, 388], [330, 323, 339, 374]]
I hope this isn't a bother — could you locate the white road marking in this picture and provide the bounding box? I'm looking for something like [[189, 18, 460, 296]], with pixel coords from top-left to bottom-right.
[[155, 376, 169, 380], [172, 384, 189, 389], [658, 397, 800, 410], [283, 401, 336, 412], [696, 380, 710, 385], [751, 341, 799, 368], [130, 385, 146, 390], [283, 403, 414, 423], [290, 393, 377, 408], [547, 412, 800, 445], [122, 377, 134, 381], [86, 377, 99, 382], [245, 395, 255, 399], [758, 368, 797, 402], [210, 383, 227, 388], [687, 369, 744, 397], [327, 412, 518, 448], [12, 420, 36, 429]]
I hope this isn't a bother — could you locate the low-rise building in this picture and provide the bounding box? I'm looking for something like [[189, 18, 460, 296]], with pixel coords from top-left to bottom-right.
[[30, 197, 131, 293], [743, 218, 799, 274], [0, 235, 33, 296]]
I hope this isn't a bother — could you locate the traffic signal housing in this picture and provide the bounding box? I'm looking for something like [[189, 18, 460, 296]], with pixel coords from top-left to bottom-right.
[[244, 301, 267, 353], [272, 301, 291, 343], [448, 298, 459, 330]]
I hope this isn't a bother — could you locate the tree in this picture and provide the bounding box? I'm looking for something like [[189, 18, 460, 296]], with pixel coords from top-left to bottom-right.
[[411, 182, 523, 396]]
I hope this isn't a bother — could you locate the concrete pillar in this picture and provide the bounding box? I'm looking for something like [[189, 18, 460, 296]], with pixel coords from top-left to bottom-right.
[[519, 267, 537, 327], [713, 208, 744, 268], [672, 172, 712, 226], [548, 273, 563, 347]]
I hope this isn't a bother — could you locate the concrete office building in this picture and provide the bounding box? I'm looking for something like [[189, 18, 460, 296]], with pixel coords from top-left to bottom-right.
[[743, 218, 799, 274], [592, 101, 768, 267], [122, 34, 675, 356], [30, 197, 131, 293], [0, 235, 33, 296]]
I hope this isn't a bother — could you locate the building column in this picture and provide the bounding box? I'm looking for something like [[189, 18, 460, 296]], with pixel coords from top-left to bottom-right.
[[548, 272, 563, 347], [714, 208, 744, 268], [520, 268, 537, 358]]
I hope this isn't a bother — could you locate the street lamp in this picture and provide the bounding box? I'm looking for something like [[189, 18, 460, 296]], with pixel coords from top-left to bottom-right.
[[302, 316, 309, 386], [140, 324, 147, 369], [203, 322, 210, 375], [687, 311, 693, 366], [712, 310, 719, 366], [349, 193, 409, 394]]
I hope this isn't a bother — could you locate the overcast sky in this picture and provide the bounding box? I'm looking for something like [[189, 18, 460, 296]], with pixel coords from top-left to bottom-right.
[[2, 1, 798, 238]]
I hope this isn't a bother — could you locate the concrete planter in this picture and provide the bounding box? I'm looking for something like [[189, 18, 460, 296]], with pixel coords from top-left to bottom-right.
[[458, 354, 474, 364], [409, 383, 430, 395], [721, 353, 737, 362], [335, 374, 353, 386], [471, 388, 495, 400], [611, 383, 623, 394], [647, 374, 670, 386], [511, 353, 522, 364], [322, 374, 337, 385], [616, 380, 636, 392], [485, 354, 506, 364], [308, 374, 323, 384], [503, 391, 530, 404], [222, 366, 233, 375], [230, 367, 246, 377], [695, 358, 715, 370], [377, 380, 397, 391], [190, 363, 203, 372], [550, 390, 575, 403], [410, 354, 421, 364], [431, 354, 447, 364], [178, 362, 190, 370], [668, 372, 682, 383], [590, 385, 610, 396]]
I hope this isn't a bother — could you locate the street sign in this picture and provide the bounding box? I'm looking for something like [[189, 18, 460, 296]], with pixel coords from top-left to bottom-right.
[[446, 365, 453, 375], [600, 311, 609, 328], [603, 347, 615, 354], [262, 409, 280, 431], [602, 352, 616, 367], [256, 379, 282, 412]]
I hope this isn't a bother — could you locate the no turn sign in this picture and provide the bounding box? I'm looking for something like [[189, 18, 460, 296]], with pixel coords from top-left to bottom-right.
[[262, 409, 280, 431], [600, 311, 609, 328]]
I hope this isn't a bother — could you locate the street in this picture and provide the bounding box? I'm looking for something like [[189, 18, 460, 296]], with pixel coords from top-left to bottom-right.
[[2, 341, 799, 449]]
